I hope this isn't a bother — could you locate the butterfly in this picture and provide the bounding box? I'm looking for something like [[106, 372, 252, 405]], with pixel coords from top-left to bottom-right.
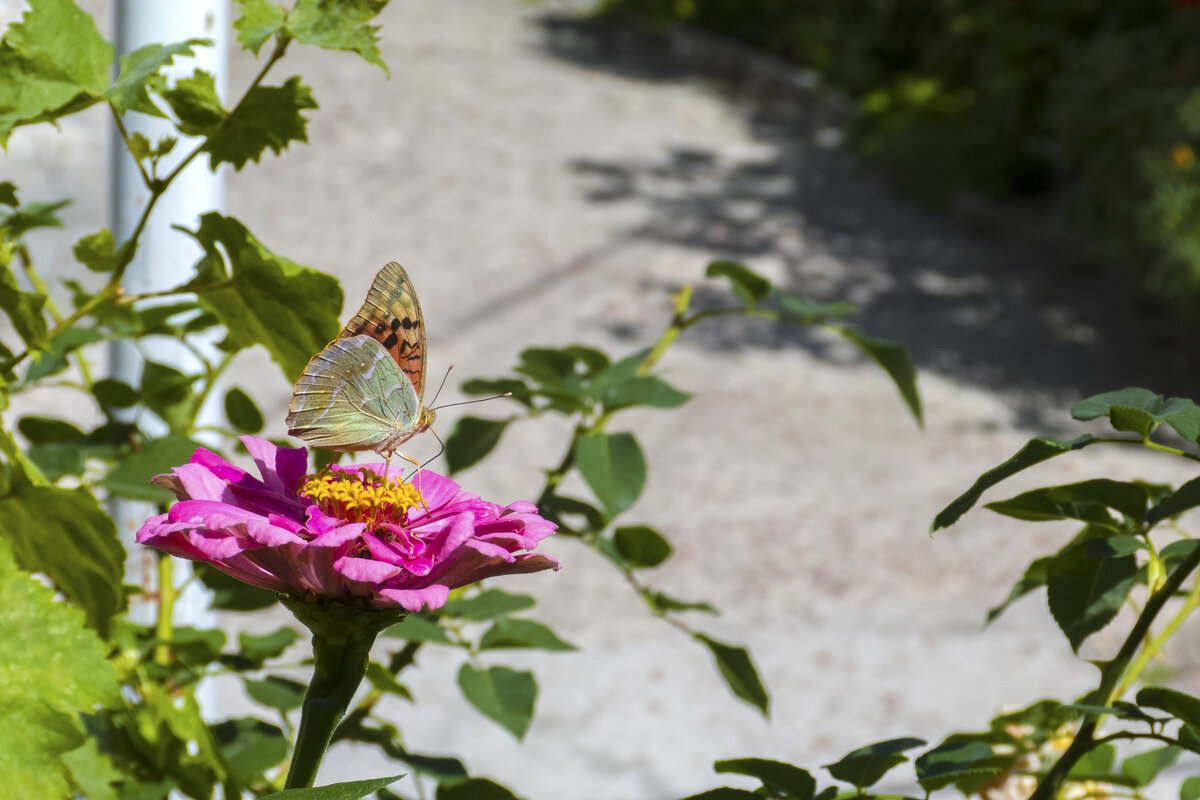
[[286, 262, 436, 468]]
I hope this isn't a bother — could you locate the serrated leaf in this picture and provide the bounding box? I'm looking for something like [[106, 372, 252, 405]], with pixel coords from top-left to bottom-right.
[[245, 675, 306, 712], [1148, 476, 1200, 527], [931, 435, 1099, 532], [1, 198, 68, 237], [442, 589, 535, 621], [213, 717, 288, 788], [234, 0, 287, 54], [383, 612, 453, 643], [105, 40, 207, 115], [1137, 686, 1200, 730], [160, 69, 227, 136], [839, 328, 922, 425], [714, 758, 815, 799], [6, 0, 111, 95], [183, 213, 342, 381], [457, 663, 536, 740], [99, 434, 204, 503], [614, 524, 672, 568], [479, 618, 576, 652], [287, 0, 390, 72], [435, 778, 523, 800], [204, 76, 317, 169], [576, 431, 646, 519], [914, 740, 999, 793], [985, 479, 1150, 526], [62, 737, 122, 800], [0, 538, 120, 796], [696, 634, 768, 714], [1047, 542, 1137, 652], [825, 737, 926, 789], [224, 386, 264, 433], [259, 774, 405, 799], [0, 261, 47, 349], [986, 556, 1050, 624], [445, 415, 509, 474], [0, 47, 94, 143], [1122, 746, 1180, 786], [1072, 387, 1200, 441], [707, 260, 770, 304], [0, 479, 124, 636], [72, 229, 121, 273]]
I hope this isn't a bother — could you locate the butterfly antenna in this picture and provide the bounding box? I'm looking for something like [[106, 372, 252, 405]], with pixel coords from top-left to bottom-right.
[[431, 392, 513, 412], [429, 364, 455, 407]]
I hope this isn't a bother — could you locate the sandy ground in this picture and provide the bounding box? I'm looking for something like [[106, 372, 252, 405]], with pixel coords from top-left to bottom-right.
[[7, 1, 1200, 798]]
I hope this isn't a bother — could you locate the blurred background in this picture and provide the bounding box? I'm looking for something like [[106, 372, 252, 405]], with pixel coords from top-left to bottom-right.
[[8, 0, 1200, 797]]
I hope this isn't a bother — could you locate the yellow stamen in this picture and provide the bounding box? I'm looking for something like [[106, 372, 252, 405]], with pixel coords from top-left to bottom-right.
[[298, 468, 426, 530]]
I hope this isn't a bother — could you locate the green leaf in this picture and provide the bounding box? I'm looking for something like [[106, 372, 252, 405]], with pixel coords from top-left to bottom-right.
[[457, 663, 537, 740], [91, 377, 138, 409], [985, 479, 1150, 525], [1047, 542, 1137, 652], [585, 351, 690, 411], [435, 778, 524, 800], [224, 386, 264, 433], [1137, 686, 1200, 730], [160, 69, 227, 135], [238, 627, 298, 663], [576, 431, 646, 519], [1183, 775, 1200, 800], [0, 45, 92, 144], [6, 0, 111, 95], [479, 618, 576, 652], [383, 612, 453, 643], [696, 634, 768, 715], [1148, 476, 1200, 527], [838, 328, 922, 425], [287, 0, 390, 73], [0, 479, 124, 636], [194, 562, 277, 611], [707, 260, 769, 304], [1072, 387, 1200, 441], [105, 40, 207, 115], [678, 791, 762, 800], [442, 589, 535, 621], [100, 434, 204, 503], [461, 377, 533, 408], [614, 524, 672, 568], [23, 326, 102, 384], [234, 0, 287, 54], [1122, 746, 1180, 786], [986, 557, 1050, 624], [364, 662, 413, 700], [62, 737, 122, 800], [17, 415, 85, 444], [714, 758, 815, 799], [184, 213, 342, 381], [445, 415, 509, 474], [1, 198, 69, 237], [914, 740, 999, 793], [27, 441, 85, 482], [0, 538, 121, 797], [0, 261, 47, 350], [168, 625, 227, 668], [245, 675, 307, 712], [213, 717, 288, 788], [259, 775, 405, 799], [931, 435, 1099, 532], [771, 287, 857, 323], [204, 76, 317, 169], [0, 182, 17, 206], [824, 737, 925, 790], [72, 229, 122, 273], [140, 359, 194, 420], [644, 590, 718, 615]]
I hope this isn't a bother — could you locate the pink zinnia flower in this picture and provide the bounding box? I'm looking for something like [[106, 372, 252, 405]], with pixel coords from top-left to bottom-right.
[[136, 436, 559, 611]]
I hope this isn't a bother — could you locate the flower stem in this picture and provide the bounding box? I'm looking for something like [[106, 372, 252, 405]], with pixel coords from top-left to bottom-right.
[[280, 595, 405, 789]]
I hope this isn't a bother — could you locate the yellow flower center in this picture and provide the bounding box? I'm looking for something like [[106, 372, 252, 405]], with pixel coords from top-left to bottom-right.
[[299, 468, 426, 529]]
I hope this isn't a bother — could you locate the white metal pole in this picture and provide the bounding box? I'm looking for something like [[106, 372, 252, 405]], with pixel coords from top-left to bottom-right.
[[109, 0, 229, 647]]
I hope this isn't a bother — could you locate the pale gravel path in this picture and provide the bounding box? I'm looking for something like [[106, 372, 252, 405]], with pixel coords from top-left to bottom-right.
[[7, 1, 1200, 797]]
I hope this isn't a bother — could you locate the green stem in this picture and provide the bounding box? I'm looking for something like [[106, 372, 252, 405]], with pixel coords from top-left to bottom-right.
[[154, 554, 176, 666], [281, 595, 404, 789], [1031, 543, 1200, 800]]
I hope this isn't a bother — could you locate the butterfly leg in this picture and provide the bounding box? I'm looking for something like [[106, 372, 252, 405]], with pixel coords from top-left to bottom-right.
[[393, 451, 429, 513]]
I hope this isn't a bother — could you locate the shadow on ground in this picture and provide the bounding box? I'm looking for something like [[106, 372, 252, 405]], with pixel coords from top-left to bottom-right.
[[536, 13, 1200, 431]]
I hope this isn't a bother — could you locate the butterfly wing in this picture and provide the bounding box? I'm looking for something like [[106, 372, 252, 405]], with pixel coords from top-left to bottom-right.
[[339, 262, 427, 402], [286, 335, 422, 453]]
